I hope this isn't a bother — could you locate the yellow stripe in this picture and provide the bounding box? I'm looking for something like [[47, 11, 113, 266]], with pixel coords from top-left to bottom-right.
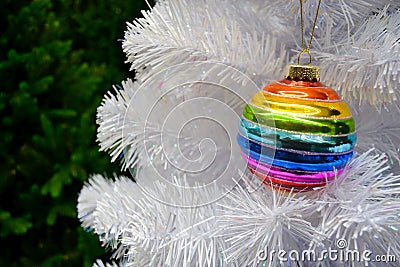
[[250, 92, 352, 119]]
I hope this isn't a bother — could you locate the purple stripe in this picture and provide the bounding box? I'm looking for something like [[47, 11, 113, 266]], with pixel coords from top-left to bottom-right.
[[243, 153, 342, 183]]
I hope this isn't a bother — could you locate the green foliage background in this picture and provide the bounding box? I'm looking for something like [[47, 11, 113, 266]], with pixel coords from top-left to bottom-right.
[[0, 0, 149, 266]]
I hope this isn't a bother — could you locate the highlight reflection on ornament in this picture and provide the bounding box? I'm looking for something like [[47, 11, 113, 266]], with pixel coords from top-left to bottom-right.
[[238, 65, 356, 191]]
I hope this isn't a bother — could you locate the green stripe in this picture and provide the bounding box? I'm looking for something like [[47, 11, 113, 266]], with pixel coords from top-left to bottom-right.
[[243, 105, 355, 135]]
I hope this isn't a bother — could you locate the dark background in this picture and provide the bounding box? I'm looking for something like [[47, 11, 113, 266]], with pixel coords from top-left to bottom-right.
[[0, 0, 150, 266]]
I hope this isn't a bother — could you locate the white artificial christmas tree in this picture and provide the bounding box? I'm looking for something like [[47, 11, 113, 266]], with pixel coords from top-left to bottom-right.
[[77, 1, 400, 266]]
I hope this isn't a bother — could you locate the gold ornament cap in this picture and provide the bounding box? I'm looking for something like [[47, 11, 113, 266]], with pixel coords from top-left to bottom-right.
[[285, 65, 320, 82]]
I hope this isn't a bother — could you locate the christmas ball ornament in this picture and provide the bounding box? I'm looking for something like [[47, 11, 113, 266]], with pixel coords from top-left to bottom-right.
[[238, 65, 356, 191]]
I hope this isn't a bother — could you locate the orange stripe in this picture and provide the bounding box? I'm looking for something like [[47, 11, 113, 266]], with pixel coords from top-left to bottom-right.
[[263, 79, 341, 102]]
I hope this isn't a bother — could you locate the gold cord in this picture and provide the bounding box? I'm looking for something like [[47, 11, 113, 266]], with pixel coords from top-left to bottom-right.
[[298, 0, 322, 65]]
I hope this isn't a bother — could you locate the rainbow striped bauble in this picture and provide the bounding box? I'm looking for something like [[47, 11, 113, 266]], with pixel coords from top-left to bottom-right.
[[238, 65, 356, 191]]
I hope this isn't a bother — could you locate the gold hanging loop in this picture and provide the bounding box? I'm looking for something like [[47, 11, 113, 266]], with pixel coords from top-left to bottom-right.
[[297, 49, 312, 65], [297, 0, 322, 65]]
